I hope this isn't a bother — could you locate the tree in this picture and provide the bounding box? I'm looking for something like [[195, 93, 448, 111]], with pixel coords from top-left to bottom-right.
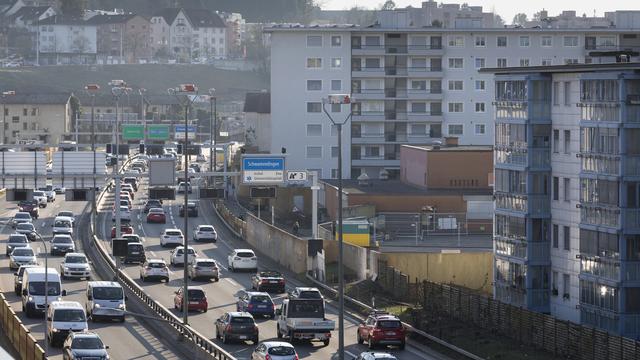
[[345, 6, 377, 26], [431, 19, 443, 28], [533, 11, 545, 21], [380, 0, 396, 10], [512, 13, 528, 26], [493, 14, 505, 27], [59, 0, 87, 17]]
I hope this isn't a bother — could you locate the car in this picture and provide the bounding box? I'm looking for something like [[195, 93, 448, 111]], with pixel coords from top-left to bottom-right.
[[6, 233, 29, 256], [176, 181, 192, 194], [196, 154, 206, 162], [215, 312, 259, 344], [236, 291, 275, 318], [251, 271, 285, 293], [169, 246, 197, 266], [228, 249, 258, 272], [46, 301, 87, 347], [353, 352, 398, 360], [32, 190, 48, 207], [146, 208, 166, 223], [18, 200, 39, 219], [288, 287, 323, 300], [15, 222, 36, 236], [143, 199, 163, 213], [173, 286, 208, 313], [59, 253, 91, 280], [110, 225, 133, 238], [356, 311, 406, 350], [112, 206, 131, 222], [188, 258, 219, 281], [189, 163, 201, 172], [56, 211, 75, 227], [160, 228, 184, 247], [85, 281, 126, 322], [51, 235, 76, 255], [121, 184, 135, 199], [252, 341, 298, 360], [179, 201, 198, 217], [139, 259, 169, 282], [38, 185, 56, 202], [53, 217, 74, 236], [53, 186, 66, 194], [11, 212, 32, 228], [62, 331, 110, 360], [117, 197, 132, 210], [9, 246, 37, 270], [123, 177, 138, 191], [14, 264, 38, 295], [122, 234, 142, 243], [193, 225, 217, 242]]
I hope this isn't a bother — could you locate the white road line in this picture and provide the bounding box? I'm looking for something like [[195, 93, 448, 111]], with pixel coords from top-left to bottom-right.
[[224, 278, 239, 286], [345, 351, 357, 358]]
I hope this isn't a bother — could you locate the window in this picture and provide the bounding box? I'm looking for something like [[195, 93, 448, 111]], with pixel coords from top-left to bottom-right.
[[448, 124, 463, 135], [564, 82, 571, 106], [553, 176, 559, 201], [364, 146, 380, 157], [331, 80, 342, 91], [475, 124, 486, 135], [364, 58, 380, 68], [563, 274, 570, 299], [307, 35, 322, 47], [497, 58, 507, 68], [448, 102, 463, 113], [552, 271, 559, 293], [448, 58, 463, 69], [411, 80, 427, 90], [411, 102, 426, 113], [306, 124, 322, 136], [30, 108, 38, 116], [553, 129, 560, 152], [475, 58, 485, 69], [563, 36, 578, 47], [364, 36, 380, 46], [519, 36, 530, 47], [306, 57, 322, 68], [563, 226, 571, 251], [411, 57, 427, 68], [331, 169, 339, 178], [519, 58, 530, 67], [475, 103, 485, 113], [541, 36, 552, 47], [331, 35, 341, 47], [475, 80, 485, 90], [553, 224, 559, 248], [448, 35, 464, 47], [331, 57, 342, 68], [564, 178, 570, 202], [448, 80, 463, 91], [411, 124, 426, 135], [331, 146, 339, 158], [564, 130, 571, 154], [475, 36, 486, 47], [331, 103, 341, 113], [12, 116, 19, 123], [497, 36, 507, 47], [22, 122, 27, 130], [306, 102, 321, 113], [3, 108, 7, 116], [306, 80, 322, 91], [331, 124, 339, 136], [306, 146, 322, 158], [542, 58, 552, 66], [23, 108, 27, 116], [564, 58, 579, 64], [553, 82, 560, 105]]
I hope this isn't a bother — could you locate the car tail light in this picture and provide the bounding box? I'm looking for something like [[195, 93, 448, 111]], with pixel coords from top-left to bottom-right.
[[234, 257, 241, 260], [225, 325, 232, 332], [253, 325, 259, 333], [261, 280, 268, 284], [279, 279, 285, 284], [265, 355, 271, 360], [247, 304, 254, 310], [294, 355, 299, 360], [251, 257, 257, 260]]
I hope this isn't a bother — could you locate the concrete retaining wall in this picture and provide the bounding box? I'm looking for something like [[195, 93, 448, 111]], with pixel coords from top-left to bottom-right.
[[323, 240, 368, 280]]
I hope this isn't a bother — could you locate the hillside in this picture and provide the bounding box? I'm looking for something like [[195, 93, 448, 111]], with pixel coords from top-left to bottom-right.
[[0, 64, 269, 101]]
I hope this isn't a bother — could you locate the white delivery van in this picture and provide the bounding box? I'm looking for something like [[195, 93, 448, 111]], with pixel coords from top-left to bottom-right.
[[21, 267, 66, 318], [46, 301, 88, 347], [86, 281, 126, 322]]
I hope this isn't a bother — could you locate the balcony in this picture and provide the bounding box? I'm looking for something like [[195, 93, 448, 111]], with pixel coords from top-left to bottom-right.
[[579, 204, 620, 228], [352, 89, 384, 100], [625, 156, 640, 176], [494, 282, 526, 307], [530, 148, 551, 169], [351, 133, 384, 144], [407, 66, 443, 77], [495, 238, 527, 259], [579, 153, 620, 176], [623, 209, 640, 233], [495, 193, 549, 216], [352, 111, 385, 122], [385, 132, 407, 142], [406, 111, 443, 122], [495, 149, 527, 167], [622, 314, 640, 340], [351, 157, 398, 167], [384, 88, 408, 98], [580, 256, 620, 281], [623, 261, 640, 282], [578, 102, 620, 122], [495, 101, 551, 122], [407, 88, 442, 100], [528, 242, 551, 264], [407, 133, 437, 143], [351, 44, 444, 56], [351, 66, 386, 78]]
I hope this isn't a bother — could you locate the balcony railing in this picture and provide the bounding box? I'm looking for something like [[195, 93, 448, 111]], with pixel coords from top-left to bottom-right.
[[529, 289, 550, 308], [577, 102, 620, 122], [495, 238, 527, 259], [623, 314, 640, 340], [580, 256, 620, 281], [580, 204, 620, 228], [351, 66, 442, 74], [351, 44, 443, 51], [494, 282, 526, 307], [495, 193, 550, 215], [579, 153, 621, 175], [495, 101, 528, 120], [495, 149, 527, 166]]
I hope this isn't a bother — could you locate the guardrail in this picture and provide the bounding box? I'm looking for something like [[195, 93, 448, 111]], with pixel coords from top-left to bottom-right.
[[90, 155, 236, 360], [305, 275, 484, 360], [0, 293, 45, 360]]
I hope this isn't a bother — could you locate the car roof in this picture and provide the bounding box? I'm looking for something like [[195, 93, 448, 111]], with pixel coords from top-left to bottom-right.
[[15, 212, 31, 216], [227, 311, 252, 317], [262, 341, 295, 348], [70, 331, 101, 339], [234, 249, 254, 253], [49, 301, 83, 310], [246, 291, 270, 297], [186, 286, 204, 291], [87, 281, 120, 288], [64, 253, 86, 257], [147, 258, 166, 263], [164, 228, 181, 232], [295, 287, 319, 292]]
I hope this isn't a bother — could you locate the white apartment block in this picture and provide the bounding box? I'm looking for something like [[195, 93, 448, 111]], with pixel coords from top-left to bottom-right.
[[38, 15, 97, 65], [266, 24, 640, 180]]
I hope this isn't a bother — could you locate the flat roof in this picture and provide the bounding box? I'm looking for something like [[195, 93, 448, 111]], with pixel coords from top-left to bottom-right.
[[403, 144, 493, 152], [321, 179, 491, 196], [480, 62, 640, 74]]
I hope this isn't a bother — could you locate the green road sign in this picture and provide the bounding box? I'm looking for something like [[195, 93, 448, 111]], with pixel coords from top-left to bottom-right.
[[147, 124, 170, 140], [122, 124, 144, 140]]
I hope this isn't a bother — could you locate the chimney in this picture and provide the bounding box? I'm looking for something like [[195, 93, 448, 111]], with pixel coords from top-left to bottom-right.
[[444, 136, 459, 147]]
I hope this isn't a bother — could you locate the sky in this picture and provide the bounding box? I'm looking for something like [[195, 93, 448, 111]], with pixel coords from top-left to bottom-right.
[[318, 0, 640, 24]]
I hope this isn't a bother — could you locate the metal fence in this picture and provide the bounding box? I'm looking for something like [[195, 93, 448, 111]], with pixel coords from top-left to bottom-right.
[[0, 293, 45, 360]]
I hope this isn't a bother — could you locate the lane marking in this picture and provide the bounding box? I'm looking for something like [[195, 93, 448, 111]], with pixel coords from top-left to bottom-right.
[[224, 278, 239, 286]]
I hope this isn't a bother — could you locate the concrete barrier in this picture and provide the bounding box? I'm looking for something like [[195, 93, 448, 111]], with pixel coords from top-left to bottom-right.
[[323, 239, 368, 280], [0, 293, 45, 360]]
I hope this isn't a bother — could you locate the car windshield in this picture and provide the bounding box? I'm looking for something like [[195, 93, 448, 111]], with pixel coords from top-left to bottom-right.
[[378, 320, 402, 329], [150, 209, 163, 214], [58, 212, 73, 217], [52, 309, 85, 322], [147, 262, 166, 268], [187, 290, 205, 300], [17, 223, 34, 231], [93, 287, 123, 300], [298, 291, 322, 299], [288, 300, 325, 318], [166, 231, 182, 236], [15, 213, 30, 219], [199, 226, 214, 232], [237, 252, 254, 258], [71, 337, 104, 349], [13, 248, 33, 256], [268, 346, 295, 356], [65, 256, 87, 264], [250, 295, 272, 304], [33, 191, 45, 196], [176, 248, 195, 255], [28, 282, 60, 296], [260, 271, 281, 277], [53, 237, 72, 244], [9, 235, 27, 243], [196, 261, 216, 268], [231, 316, 254, 324], [54, 221, 71, 228]]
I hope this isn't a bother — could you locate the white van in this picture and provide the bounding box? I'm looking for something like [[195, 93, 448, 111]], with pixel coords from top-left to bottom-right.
[[21, 267, 66, 318], [46, 301, 87, 347], [52, 217, 73, 236], [86, 281, 126, 322]]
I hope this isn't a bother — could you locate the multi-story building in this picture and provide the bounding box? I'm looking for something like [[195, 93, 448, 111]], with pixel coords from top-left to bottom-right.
[[38, 15, 96, 65], [483, 62, 640, 339], [182, 8, 226, 60], [219, 12, 244, 58], [1, 93, 71, 144], [87, 14, 151, 64]]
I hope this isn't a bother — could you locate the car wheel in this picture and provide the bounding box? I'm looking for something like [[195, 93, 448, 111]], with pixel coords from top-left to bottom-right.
[[368, 336, 375, 349], [288, 331, 295, 344], [399, 341, 406, 350], [164, 277, 169, 282], [253, 336, 258, 344], [357, 331, 363, 344], [323, 339, 330, 346]]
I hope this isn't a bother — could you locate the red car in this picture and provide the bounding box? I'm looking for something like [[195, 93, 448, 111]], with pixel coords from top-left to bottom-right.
[[146, 208, 166, 223], [174, 286, 208, 312], [111, 225, 134, 238], [356, 311, 406, 350]]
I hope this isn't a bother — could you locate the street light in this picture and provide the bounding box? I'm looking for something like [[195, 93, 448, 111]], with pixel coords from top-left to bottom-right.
[[110, 80, 131, 240], [208, 88, 216, 185], [138, 88, 147, 141], [168, 83, 198, 325], [30, 231, 50, 356], [85, 84, 100, 232], [2, 90, 15, 145], [322, 93, 354, 360]]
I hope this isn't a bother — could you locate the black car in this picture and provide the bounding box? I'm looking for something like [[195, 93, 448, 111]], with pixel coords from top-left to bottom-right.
[[18, 200, 39, 219], [179, 201, 198, 217], [123, 177, 139, 191], [143, 199, 163, 213], [251, 271, 285, 293], [215, 312, 259, 344]]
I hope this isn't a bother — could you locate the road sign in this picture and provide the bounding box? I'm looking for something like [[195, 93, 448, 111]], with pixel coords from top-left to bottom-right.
[[122, 124, 144, 140], [287, 171, 308, 182], [175, 125, 196, 140], [187, 94, 211, 103], [250, 187, 276, 198], [242, 156, 285, 184], [148, 125, 169, 140]]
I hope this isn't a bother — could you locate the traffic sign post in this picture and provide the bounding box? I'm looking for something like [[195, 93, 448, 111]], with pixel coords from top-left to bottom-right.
[[147, 125, 170, 140], [174, 125, 196, 140], [122, 124, 144, 140], [241, 155, 285, 185], [287, 170, 308, 182]]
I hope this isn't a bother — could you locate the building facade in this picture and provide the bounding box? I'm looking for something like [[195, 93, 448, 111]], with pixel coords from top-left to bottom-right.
[[38, 15, 96, 65], [88, 14, 151, 64], [486, 62, 640, 339], [1, 93, 71, 144]]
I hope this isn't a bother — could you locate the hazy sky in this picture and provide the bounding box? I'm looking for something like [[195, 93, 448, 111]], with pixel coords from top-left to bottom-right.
[[318, 0, 640, 24]]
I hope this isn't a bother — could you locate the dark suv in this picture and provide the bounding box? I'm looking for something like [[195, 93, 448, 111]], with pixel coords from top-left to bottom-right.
[[179, 201, 198, 217], [357, 311, 406, 350], [143, 199, 163, 213], [18, 200, 39, 219], [251, 270, 285, 293]]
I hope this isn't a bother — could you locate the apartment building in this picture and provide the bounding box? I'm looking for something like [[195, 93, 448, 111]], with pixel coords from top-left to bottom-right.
[[1, 93, 71, 144], [87, 14, 151, 64], [266, 23, 640, 180], [38, 15, 97, 65], [483, 62, 640, 339]]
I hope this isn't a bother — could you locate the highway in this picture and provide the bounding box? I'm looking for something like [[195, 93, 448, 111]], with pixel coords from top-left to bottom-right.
[[96, 158, 448, 360], [0, 194, 182, 359]]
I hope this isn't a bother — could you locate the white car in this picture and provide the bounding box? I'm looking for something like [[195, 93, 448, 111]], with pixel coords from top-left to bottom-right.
[[39, 186, 56, 202], [160, 229, 184, 247], [193, 225, 217, 242], [11, 212, 32, 228], [228, 249, 258, 272], [9, 246, 37, 270], [252, 341, 298, 360], [170, 246, 197, 266], [112, 206, 131, 222], [59, 253, 91, 280], [139, 259, 169, 282], [56, 211, 75, 227], [52, 217, 73, 236], [32, 191, 47, 207]]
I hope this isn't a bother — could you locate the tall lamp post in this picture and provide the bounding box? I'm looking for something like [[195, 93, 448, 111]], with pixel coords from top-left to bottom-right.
[[168, 83, 198, 325], [208, 88, 216, 185], [2, 90, 15, 144], [110, 80, 131, 240], [138, 88, 147, 141], [85, 84, 100, 232], [322, 94, 353, 360], [31, 231, 49, 356]]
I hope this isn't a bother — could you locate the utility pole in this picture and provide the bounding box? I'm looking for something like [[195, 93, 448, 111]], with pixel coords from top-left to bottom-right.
[[110, 80, 131, 240], [85, 84, 100, 232], [208, 88, 216, 186]]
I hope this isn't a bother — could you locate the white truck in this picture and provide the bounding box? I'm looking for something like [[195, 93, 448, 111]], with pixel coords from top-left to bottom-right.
[[275, 298, 335, 345]]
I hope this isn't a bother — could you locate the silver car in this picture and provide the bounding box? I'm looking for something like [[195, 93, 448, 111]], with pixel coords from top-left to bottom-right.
[[188, 258, 219, 281], [9, 247, 37, 270], [6, 233, 29, 256], [252, 341, 298, 360]]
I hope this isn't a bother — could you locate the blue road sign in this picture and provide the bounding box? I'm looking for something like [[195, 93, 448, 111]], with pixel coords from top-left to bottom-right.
[[242, 156, 285, 184], [175, 125, 196, 132]]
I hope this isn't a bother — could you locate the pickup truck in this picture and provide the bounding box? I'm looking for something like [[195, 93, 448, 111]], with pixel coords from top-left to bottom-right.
[[275, 298, 334, 345]]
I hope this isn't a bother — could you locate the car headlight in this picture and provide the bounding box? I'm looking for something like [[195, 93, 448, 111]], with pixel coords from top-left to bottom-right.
[[118, 304, 125, 310], [94, 303, 101, 308], [53, 246, 58, 249], [51, 328, 59, 333], [28, 296, 33, 302]]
